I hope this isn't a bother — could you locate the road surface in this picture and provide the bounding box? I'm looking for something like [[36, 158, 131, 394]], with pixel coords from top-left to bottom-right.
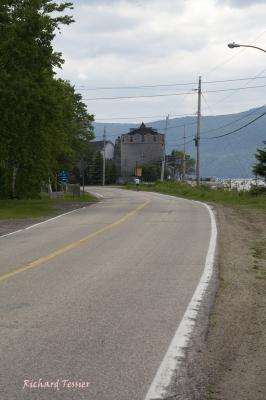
[[0, 187, 214, 399]]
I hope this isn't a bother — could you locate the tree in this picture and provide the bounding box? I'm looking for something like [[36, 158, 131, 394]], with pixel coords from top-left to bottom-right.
[[0, 1, 94, 198], [168, 150, 195, 179], [253, 141, 266, 181], [106, 160, 117, 184], [48, 79, 94, 174], [90, 151, 103, 184], [141, 164, 160, 181]]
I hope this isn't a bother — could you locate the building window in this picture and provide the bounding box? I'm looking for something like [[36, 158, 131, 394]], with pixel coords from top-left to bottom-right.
[[130, 136, 133, 142], [153, 136, 157, 142], [142, 134, 145, 142]]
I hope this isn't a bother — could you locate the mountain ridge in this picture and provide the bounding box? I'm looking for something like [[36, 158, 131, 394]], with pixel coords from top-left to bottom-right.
[[92, 106, 266, 178]]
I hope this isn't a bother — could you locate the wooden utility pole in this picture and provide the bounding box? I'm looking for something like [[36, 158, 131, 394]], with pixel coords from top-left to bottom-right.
[[196, 76, 202, 186], [103, 127, 106, 186], [182, 125, 186, 180], [160, 114, 169, 182]]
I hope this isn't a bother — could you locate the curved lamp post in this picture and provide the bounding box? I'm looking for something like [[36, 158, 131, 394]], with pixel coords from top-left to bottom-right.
[[228, 42, 266, 53]]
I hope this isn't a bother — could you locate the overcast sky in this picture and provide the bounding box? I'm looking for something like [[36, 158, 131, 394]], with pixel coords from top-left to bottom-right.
[[53, 0, 266, 122]]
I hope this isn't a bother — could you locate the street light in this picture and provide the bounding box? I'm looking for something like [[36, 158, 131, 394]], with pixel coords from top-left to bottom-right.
[[228, 42, 266, 53]]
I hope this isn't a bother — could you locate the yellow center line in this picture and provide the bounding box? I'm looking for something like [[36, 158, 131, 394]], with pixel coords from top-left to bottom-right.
[[0, 200, 150, 283]]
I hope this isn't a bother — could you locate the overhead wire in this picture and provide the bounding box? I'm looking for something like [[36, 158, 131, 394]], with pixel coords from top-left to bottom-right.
[[84, 91, 196, 101], [75, 75, 266, 91], [202, 29, 266, 77], [84, 83, 266, 101], [201, 104, 266, 135], [202, 68, 266, 111], [94, 112, 196, 121], [202, 83, 266, 95], [202, 109, 266, 139], [201, 93, 251, 177]]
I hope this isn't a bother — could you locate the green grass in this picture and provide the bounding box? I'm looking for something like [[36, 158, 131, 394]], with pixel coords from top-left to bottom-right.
[[0, 192, 97, 219], [125, 181, 266, 210]]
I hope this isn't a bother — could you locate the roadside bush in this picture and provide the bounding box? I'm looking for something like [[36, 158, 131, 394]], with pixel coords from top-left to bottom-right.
[[249, 186, 266, 196]]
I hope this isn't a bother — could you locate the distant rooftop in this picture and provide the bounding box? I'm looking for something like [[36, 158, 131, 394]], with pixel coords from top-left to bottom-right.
[[127, 122, 159, 135]]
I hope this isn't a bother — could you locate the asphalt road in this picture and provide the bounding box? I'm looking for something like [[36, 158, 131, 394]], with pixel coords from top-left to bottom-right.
[[0, 187, 212, 400]]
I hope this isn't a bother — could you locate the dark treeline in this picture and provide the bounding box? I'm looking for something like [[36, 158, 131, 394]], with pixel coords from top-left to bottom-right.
[[0, 0, 94, 198], [73, 150, 117, 185]]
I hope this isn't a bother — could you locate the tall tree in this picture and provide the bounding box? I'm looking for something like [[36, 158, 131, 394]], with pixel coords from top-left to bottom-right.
[[90, 151, 103, 184], [0, 1, 94, 198], [106, 160, 117, 184], [253, 141, 266, 181], [141, 164, 160, 181], [168, 150, 195, 179]]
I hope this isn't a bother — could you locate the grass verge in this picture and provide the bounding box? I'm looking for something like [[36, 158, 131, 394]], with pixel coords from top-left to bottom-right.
[[0, 192, 97, 219], [125, 181, 266, 210]]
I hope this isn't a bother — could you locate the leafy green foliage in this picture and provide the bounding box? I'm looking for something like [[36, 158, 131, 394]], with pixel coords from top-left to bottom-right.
[[141, 164, 160, 181], [106, 160, 117, 184], [0, 192, 97, 219], [125, 181, 266, 210], [90, 151, 103, 185], [168, 150, 195, 179], [0, 1, 94, 198], [253, 141, 266, 180]]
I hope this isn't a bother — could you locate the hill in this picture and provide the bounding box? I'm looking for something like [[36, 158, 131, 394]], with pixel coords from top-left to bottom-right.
[[92, 106, 266, 178]]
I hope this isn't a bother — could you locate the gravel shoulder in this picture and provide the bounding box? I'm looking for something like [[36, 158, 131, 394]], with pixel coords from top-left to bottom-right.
[[174, 204, 266, 400], [202, 205, 266, 400]]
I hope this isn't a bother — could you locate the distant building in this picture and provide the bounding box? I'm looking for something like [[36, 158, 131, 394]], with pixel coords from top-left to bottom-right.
[[114, 123, 164, 182], [91, 140, 114, 160]]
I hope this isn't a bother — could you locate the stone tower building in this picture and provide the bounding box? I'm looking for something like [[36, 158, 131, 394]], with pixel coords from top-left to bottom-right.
[[114, 123, 165, 182]]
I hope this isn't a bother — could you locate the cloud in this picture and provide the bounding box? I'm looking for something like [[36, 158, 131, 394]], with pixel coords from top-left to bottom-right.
[[54, 0, 266, 120], [216, 0, 265, 8], [56, 0, 203, 58]]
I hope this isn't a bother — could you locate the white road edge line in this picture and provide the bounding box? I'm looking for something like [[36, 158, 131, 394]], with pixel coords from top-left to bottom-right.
[[93, 192, 104, 198], [144, 199, 217, 400], [0, 206, 88, 239]]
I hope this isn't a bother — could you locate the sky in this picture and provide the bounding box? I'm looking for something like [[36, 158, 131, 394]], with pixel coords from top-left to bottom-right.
[[53, 0, 266, 123]]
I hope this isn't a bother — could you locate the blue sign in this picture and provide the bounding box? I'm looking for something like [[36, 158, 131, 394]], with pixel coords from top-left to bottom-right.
[[58, 171, 69, 183]]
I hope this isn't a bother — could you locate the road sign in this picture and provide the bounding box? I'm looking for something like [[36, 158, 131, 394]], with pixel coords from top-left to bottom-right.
[[135, 167, 142, 177], [58, 171, 69, 183]]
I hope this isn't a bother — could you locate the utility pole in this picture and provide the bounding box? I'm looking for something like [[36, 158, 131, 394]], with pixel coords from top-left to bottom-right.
[[81, 158, 85, 194], [103, 127, 106, 186], [160, 114, 169, 182], [182, 125, 186, 181], [195, 76, 202, 186]]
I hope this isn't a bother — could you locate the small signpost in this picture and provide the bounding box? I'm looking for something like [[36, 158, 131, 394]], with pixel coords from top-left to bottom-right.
[[135, 167, 142, 177], [58, 171, 69, 184]]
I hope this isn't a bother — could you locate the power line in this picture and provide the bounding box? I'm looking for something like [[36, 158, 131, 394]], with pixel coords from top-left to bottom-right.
[[201, 105, 266, 135], [94, 112, 196, 121], [203, 76, 266, 84], [167, 121, 197, 130], [204, 68, 266, 110], [95, 115, 166, 121], [84, 83, 266, 101], [202, 109, 266, 139], [75, 75, 266, 91], [166, 138, 195, 148], [203, 83, 266, 95], [203, 29, 266, 77], [84, 91, 195, 101], [77, 82, 197, 91], [95, 106, 266, 142]]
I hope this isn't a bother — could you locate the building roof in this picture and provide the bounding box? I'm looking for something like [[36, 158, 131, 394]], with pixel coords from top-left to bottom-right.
[[127, 122, 159, 135]]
